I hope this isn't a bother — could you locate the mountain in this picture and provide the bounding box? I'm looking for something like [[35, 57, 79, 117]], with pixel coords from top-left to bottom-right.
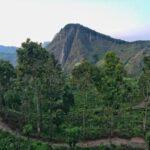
[[0, 45, 17, 66], [42, 41, 50, 48], [0, 41, 49, 65], [47, 24, 150, 75], [1, 24, 150, 75]]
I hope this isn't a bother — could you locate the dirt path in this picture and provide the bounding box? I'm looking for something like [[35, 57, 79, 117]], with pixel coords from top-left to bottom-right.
[[78, 137, 146, 149], [0, 118, 147, 149], [133, 99, 150, 109], [0, 118, 15, 134]]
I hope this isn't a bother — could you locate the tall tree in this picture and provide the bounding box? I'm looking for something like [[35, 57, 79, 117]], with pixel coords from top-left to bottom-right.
[[0, 60, 15, 109], [96, 52, 125, 108], [104, 52, 124, 138], [16, 39, 65, 136], [71, 60, 100, 136], [94, 52, 126, 140]]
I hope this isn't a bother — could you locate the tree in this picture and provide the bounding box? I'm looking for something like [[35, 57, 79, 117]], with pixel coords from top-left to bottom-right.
[[16, 39, 50, 134], [23, 124, 33, 139], [101, 52, 125, 107], [71, 60, 100, 137], [16, 39, 67, 138], [23, 124, 33, 150], [4, 89, 21, 110], [139, 56, 150, 133], [41, 54, 65, 139], [94, 52, 127, 139], [0, 60, 15, 109], [62, 84, 74, 113], [123, 77, 139, 106], [104, 52, 125, 139], [65, 126, 81, 149]]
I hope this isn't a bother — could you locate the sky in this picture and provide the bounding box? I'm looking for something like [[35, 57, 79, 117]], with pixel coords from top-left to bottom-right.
[[0, 0, 150, 46]]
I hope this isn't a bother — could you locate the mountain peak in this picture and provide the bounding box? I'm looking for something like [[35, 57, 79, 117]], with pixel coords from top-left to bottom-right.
[[63, 23, 82, 28], [62, 23, 127, 43], [48, 23, 128, 70], [47, 24, 150, 75]]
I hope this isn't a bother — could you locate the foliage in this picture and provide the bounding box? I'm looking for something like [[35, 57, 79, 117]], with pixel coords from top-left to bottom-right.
[[23, 124, 33, 137], [0, 60, 15, 107], [65, 126, 81, 148], [0, 39, 149, 150], [0, 130, 50, 150]]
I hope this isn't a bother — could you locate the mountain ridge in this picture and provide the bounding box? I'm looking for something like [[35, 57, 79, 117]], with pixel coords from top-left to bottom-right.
[[0, 23, 150, 75], [47, 23, 150, 75], [0, 45, 17, 65]]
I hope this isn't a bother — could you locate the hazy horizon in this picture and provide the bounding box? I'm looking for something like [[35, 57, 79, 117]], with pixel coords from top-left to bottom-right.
[[0, 0, 150, 46]]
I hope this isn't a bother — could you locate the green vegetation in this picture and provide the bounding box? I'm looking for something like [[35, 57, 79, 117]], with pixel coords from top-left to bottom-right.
[[0, 39, 149, 149], [0, 130, 50, 150]]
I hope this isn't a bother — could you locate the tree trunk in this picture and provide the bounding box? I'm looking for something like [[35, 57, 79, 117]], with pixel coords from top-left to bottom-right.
[[143, 98, 148, 133], [36, 93, 41, 135], [49, 107, 53, 140], [82, 91, 87, 137], [143, 84, 149, 133], [37, 103, 41, 135]]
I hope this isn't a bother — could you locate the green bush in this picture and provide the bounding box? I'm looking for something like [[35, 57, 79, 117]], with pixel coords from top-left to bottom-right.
[[0, 130, 50, 150], [65, 127, 81, 148]]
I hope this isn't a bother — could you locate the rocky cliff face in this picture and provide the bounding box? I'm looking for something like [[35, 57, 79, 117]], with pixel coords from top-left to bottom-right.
[[46, 24, 150, 75]]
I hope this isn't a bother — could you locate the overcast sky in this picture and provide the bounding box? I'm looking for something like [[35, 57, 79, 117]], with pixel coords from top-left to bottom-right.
[[0, 0, 150, 46]]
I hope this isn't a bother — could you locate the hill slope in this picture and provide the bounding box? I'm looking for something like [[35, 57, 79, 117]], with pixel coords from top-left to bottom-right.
[[47, 24, 150, 75], [0, 45, 17, 65]]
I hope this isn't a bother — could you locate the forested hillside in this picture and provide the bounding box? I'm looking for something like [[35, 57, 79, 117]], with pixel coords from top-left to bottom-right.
[[0, 39, 149, 149]]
